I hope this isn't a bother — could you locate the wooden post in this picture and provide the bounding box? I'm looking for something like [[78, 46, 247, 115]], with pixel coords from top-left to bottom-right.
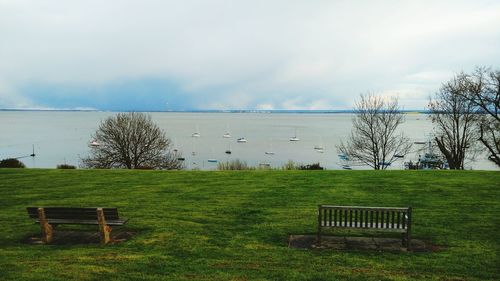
[[37, 208, 53, 243], [97, 208, 111, 244], [317, 206, 322, 244], [406, 207, 412, 251]]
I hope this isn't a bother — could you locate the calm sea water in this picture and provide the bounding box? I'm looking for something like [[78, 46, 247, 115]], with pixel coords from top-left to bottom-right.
[[1, 111, 498, 170]]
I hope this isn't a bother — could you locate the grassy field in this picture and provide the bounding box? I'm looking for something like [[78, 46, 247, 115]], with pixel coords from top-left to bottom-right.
[[0, 169, 499, 281]]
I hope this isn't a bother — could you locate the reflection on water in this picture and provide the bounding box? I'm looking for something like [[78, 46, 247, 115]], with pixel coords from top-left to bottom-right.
[[1, 111, 497, 170]]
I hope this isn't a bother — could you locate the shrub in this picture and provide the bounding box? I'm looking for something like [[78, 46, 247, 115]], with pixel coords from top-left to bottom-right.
[[56, 164, 76, 169], [0, 158, 26, 168], [218, 159, 254, 170], [298, 162, 324, 170], [281, 160, 298, 170]]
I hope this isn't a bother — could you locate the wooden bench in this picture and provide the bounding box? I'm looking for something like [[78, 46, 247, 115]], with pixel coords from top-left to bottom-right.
[[317, 205, 412, 250], [27, 207, 128, 244]]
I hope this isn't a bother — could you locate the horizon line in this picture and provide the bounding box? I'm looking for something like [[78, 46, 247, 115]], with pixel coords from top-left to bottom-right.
[[0, 108, 430, 113]]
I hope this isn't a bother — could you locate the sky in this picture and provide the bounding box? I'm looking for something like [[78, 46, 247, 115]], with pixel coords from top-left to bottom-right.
[[1, 0, 500, 111]]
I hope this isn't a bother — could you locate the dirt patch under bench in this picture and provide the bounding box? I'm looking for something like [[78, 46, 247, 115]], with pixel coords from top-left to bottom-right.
[[22, 230, 136, 245], [288, 235, 444, 252]]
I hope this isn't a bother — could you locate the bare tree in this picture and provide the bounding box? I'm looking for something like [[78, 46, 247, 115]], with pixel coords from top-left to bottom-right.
[[81, 112, 184, 170], [456, 67, 500, 167], [337, 94, 412, 170], [429, 73, 480, 170]]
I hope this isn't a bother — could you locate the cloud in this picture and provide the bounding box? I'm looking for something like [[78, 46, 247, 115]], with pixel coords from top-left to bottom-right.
[[0, 79, 34, 108], [1, 0, 499, 110]]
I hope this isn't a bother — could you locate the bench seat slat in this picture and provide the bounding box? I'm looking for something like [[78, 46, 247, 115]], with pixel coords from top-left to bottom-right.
[[27, 207, 126, 226], [320, 205, 409, 211], [34, 218, 128, 226], [320, 221, 407, 232], [27, 207, 120, 220]]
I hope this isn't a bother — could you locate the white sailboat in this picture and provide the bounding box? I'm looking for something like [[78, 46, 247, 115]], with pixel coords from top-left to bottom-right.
[[289, 128, 300, 141], [223, 125, 231, 138], [265, 138, 275, 155], [90, 140, 100, 147], [192, 125, 201, 138], [314, 137, 324, 153], [237, 137, 247, 143]]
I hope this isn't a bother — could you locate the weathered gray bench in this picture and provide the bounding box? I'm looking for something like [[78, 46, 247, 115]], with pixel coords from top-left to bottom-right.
[[317, 205, 412, 249], [27, 207, 128, 244]]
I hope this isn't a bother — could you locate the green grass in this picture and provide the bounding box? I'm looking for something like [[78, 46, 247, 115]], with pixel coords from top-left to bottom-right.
[[0, 169, 499, 281]]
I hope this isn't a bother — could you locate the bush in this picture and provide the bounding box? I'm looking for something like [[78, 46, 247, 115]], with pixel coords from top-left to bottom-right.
[[281, 160, 298, 170], [218, 159, 254, 170], [0, 158, 26, 168], [56, 164, 76, 169], [298, 162, 324, 170], [281, 161, 324, 170]]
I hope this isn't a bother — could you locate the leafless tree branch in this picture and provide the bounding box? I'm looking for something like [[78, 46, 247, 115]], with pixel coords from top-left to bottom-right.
[[81, 112, 184, 170], [337, 93, 412, 170]]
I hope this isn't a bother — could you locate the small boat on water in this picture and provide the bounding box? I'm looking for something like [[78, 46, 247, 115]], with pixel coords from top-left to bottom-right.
[[208, 159, 218, 163], [314, 145, 324, 153], [30, 144, 36, 157], [338, 154, 349, 161], [289, 128, 300, 141], [177, 157, 185, 161], [314, 137, 324, 153], [223, 124, 231, 138], [192, 125, 201, 137], [265, 138, 275, 155], [342, 165, 352, 170], [90, 140, 100, 147], [237, 137, 247, 143]]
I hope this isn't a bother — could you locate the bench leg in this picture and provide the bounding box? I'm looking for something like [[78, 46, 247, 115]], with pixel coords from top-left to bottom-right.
[[406, 231, 411, 251], [37, 208, 53, 243], [317, 228, 321, 244], [97, 208, 111, 244], [317, 208, 322, 245]]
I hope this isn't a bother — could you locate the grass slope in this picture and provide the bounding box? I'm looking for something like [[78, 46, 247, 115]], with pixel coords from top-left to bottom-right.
[[0, 169, 499, 281]]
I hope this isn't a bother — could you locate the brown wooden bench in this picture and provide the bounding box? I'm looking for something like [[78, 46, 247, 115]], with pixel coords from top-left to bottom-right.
[[317, 205, 412, 250], [27, 207, 128, 244]]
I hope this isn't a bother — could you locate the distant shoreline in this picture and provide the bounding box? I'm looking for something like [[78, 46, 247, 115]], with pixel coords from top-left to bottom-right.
[[0, 108, 430, 114]]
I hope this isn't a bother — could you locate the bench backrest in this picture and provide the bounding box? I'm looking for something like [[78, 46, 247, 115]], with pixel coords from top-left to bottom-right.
[[318, 205, 411, 229], [27, 207, 120, 220]]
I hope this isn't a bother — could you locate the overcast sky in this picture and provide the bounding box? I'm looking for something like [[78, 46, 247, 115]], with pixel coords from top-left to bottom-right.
[[1, 0, 499, 111]]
